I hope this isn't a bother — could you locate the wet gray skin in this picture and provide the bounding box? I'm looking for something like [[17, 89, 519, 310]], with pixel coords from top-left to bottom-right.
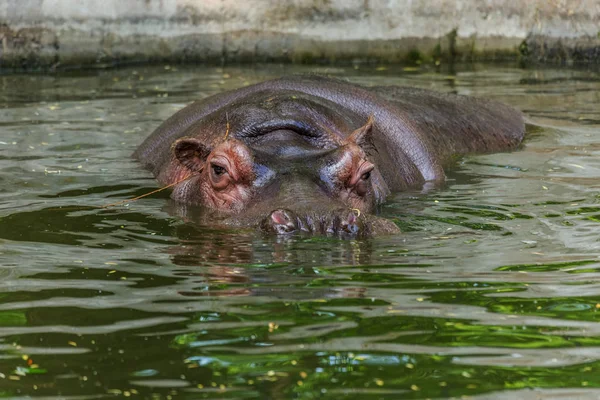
[[134, 75, 524, 236]]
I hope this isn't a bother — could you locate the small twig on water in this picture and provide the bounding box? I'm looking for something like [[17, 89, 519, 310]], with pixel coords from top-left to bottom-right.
[[101, 173, 198, 208]]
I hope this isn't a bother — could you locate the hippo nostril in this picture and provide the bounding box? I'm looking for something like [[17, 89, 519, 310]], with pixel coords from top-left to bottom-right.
[[268, 209, 298, 234], [340, 211, 360, 235], [270, 209, 289, 224], [344, 223, 359, 234]]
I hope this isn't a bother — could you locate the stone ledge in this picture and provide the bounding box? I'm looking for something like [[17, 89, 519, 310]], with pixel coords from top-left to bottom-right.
[[1, 0, 599, 70]]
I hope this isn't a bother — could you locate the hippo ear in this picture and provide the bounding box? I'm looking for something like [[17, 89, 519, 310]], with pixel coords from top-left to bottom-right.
[[348, 115, 375, 149], [173, 137, 211, 172]]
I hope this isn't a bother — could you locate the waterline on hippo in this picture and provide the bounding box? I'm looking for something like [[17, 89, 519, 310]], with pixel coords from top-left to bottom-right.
[[134, 75, 525, 237]]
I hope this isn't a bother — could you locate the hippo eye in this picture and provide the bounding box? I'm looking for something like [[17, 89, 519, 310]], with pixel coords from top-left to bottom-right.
[[361, 171, 371, 180], [211, 164, 227, 176]]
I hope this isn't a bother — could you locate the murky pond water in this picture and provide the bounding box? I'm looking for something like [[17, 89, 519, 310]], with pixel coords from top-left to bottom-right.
[[1, 64, 600, 399]]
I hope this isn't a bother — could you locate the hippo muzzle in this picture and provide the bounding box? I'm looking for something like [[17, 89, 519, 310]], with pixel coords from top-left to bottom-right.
[[263, 208, 361, 236]]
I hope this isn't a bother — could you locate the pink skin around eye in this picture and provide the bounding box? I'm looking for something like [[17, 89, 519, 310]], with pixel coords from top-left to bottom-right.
[[200, 140, 256, 212], [348, 160, 374, 187]]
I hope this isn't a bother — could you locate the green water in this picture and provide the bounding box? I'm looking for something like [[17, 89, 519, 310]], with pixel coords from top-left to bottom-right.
[[1, 64, 600, 399]]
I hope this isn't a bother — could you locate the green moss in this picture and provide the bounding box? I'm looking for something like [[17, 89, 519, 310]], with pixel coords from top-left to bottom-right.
[[292, 51, 317, 64], [519, 40, 529, 57], [406, 49, 424, 65], [431, 42, 442, 64], [447, 28, 458, 59]]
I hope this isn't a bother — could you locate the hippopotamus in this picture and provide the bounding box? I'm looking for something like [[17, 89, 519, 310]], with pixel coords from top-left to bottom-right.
[[134, 75, 524, 236]]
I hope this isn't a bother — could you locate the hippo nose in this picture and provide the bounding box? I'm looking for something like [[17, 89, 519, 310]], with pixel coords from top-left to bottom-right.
[[340, 211, 360, 234], [266, 209, 298, 234]]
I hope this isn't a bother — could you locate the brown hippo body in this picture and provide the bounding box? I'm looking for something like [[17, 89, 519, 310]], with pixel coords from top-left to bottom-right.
[[134, 75, 524, 236]]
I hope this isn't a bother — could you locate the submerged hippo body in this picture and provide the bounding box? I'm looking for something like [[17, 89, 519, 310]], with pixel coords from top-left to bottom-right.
[[134, 75, 525, 236]]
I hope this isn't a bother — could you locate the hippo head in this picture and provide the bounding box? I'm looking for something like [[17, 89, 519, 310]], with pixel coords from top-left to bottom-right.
[[168, 118, 399, 236]]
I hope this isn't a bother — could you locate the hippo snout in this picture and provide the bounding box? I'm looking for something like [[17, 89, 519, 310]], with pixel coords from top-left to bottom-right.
[[262, 208, 363, 236]]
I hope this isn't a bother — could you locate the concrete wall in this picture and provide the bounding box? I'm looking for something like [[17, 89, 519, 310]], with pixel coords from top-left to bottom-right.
[[1, 0, 599, 69]]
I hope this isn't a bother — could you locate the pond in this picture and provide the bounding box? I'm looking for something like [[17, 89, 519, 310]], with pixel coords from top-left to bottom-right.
[[0, 63, 599, 399]]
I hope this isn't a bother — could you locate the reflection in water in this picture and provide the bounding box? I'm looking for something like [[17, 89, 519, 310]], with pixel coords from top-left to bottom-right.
[[0, 65, 599, 398]]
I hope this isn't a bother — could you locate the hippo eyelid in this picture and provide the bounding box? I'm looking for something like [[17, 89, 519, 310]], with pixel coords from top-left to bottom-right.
[[210, 160, 228, 172], [211, 164, 227, 176], [209, 155, 236, 179], [359, 162, 374, 180]]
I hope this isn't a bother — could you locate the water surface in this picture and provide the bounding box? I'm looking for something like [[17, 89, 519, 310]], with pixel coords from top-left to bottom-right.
[[1, 64, 600, 399]]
